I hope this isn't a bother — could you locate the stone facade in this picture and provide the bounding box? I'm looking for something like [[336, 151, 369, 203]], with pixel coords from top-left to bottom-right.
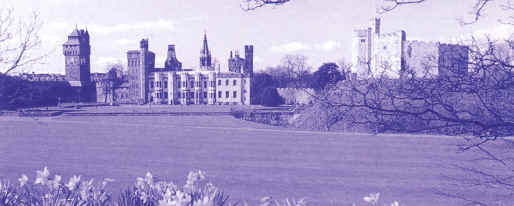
[[352, 17, 469, 79], [63, 27, 91, 87], [125, 34, 253, 105], [404, 41, 469, 78]]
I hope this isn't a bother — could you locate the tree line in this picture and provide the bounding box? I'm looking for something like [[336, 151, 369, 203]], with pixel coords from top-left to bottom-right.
[[0, 74, 76, 110], [251, 54, 347, 106]]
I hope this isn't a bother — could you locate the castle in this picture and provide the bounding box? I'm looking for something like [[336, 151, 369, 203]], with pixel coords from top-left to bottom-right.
[[352, 17, 469, 79], [61, 27, 253, 105], [125, 34, 253, 105]]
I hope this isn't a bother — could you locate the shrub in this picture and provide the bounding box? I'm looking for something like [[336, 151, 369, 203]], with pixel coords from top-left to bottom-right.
[[260, 87, 284, 107]]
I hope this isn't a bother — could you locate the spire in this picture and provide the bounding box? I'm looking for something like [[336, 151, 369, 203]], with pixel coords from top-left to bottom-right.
[[201, 31, 209, 55], [200, 31, 212, 68]]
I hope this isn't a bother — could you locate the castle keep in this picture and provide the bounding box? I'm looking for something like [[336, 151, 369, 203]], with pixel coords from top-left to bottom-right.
[[62, 27, 95, 101], [126, 33, 253, 105], [352, 17, 469, 79]]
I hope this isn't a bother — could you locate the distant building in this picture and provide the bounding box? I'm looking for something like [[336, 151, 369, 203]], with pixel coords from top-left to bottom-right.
[[125, 33, 253, 105], [19, 73, 66, 81], [352, 17, 469, 79]]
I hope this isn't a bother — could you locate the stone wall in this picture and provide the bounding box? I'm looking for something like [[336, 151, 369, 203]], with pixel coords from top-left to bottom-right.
[[277, 88, 315, 105], [404, 40, 440, 78], [373, 30, 406, 78]]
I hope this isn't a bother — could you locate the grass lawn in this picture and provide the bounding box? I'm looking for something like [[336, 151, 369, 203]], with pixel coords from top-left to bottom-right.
[[0, 114, 500, 205]]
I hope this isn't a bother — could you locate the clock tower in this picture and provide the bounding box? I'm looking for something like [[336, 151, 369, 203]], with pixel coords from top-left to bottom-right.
[[63, 26, 91, 87]]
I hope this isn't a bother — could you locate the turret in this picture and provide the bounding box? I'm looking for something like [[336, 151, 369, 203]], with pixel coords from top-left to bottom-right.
[[244, 45, 254, 77], [63, 26, 91, 86], [373, 17, 381, 36], [165, 44, 182, 70], [140, 39, 149, 51]]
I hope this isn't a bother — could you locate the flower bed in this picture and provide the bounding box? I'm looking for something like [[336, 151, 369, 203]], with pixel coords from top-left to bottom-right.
[[0, 167, 401, 206]]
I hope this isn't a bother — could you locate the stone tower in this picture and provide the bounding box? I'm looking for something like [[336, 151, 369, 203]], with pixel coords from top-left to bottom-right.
[[63, 27, 90, 87], [165, 44, 182, 70], [351, 17, 381, 78], [244, 45, 254, 77], [200, 32, 212, 69], [127, 38, 155, 104]]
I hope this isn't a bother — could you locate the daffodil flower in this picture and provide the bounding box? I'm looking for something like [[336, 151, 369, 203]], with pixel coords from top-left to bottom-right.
[[66, 175, 81, 191], [145, 172, 153, 185], [363, 192, 380, 205], [18, 174, 28, 187], [34, 167, 50, 185], [49, 175, 62, 189], [391, 201, 400, 206]]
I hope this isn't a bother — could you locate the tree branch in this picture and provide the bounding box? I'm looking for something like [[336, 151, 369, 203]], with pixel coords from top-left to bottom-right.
[[241, 0, 290, 11]]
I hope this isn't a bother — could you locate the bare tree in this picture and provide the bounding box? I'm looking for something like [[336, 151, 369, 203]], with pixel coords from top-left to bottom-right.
[[100, 63, 124, 104], [337, 59, 353, 80], [0, 8, 45, 76], [280, 54, 310, 87], [309, 37, 514, 204], [241, 0, 512, 24], [241, 0, 290, 11]]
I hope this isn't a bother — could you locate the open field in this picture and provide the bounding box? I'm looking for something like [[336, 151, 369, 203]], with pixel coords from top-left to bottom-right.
[[0, 114, 503, 205]]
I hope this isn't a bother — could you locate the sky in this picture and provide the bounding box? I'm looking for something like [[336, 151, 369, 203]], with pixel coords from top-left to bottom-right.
[[4, 0, 512, 74]]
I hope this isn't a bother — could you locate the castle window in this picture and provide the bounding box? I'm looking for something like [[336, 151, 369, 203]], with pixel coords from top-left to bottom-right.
[[190, 81, 194, 88], [360, 39, 365, 43], [203, 92, 207, 98], [157, 93, 161, 98], [218, 80, 221, 86], [178, 91, 181, 98], [204, 81, 207, 88], [233, 80, 237, 86], [151, 81, 154, 88], [164, 93, 168, 98], [225, 80, 229, 86], [225, 91, 229, 98], [218, 91, 222, 98], [233, 91, 237, 98], [164, 81, 168, 88]]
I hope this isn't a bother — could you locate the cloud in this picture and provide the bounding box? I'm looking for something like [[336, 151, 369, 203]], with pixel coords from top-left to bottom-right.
[[271, 41, 341, 53], [44, 19, 176, 36], [441, 25, 513, 44], [319, 41, 340, 51], [271, 41, 310, 53], [473, 24, 513, 40], [88, 19, 176, 35]]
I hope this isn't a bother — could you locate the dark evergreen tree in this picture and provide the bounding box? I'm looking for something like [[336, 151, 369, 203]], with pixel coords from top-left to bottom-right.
[[260, 87, 284, 107], [312, 62, 343, 91]]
